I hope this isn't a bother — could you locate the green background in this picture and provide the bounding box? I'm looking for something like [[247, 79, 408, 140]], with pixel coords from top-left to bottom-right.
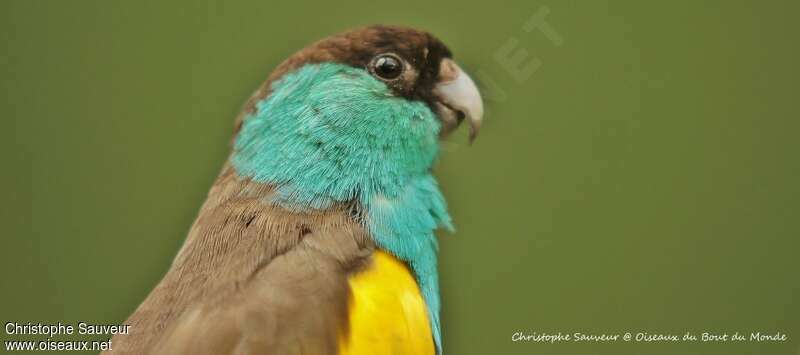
[[2, 1, 798, 354]]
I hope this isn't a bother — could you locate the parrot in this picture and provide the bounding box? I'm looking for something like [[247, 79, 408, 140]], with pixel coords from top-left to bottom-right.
[[107, 25, 484, 355]]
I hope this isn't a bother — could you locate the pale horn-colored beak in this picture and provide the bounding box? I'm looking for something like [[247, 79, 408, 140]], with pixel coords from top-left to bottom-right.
[[433, 58, 484, 143]]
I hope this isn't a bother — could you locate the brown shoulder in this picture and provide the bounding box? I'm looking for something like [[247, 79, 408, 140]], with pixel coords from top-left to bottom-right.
[[106, 166, 374, 354]]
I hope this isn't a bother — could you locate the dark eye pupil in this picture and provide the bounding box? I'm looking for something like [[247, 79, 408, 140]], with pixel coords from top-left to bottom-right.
[[374, 56, 402, 79]]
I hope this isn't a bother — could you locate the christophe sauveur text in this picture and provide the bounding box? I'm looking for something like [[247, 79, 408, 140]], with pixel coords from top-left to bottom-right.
[[6, 321, 129, 336], [4, 322, 129, 352], [512, 331, 788, 344]]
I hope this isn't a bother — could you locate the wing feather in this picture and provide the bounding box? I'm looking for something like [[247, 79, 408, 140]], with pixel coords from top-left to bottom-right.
[[107, 167, 373, 354]]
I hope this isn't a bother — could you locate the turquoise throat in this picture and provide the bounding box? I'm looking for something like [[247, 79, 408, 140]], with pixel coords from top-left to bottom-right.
[[231, 63, 453, 353]]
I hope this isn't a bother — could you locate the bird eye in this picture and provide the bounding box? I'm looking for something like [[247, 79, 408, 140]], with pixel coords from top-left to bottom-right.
[[370, 54, 404, 80]]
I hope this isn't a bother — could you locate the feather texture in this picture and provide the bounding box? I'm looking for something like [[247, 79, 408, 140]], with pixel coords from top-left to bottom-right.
[[232, 63, 452, 352], [107, 167, 374, 354], [339, 251, 435, 355]]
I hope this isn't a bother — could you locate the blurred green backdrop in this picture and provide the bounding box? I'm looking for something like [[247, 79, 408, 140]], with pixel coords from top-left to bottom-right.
[[2, 1, 799, 354]]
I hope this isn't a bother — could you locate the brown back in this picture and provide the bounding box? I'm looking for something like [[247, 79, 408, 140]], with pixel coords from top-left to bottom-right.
[[107, 165, 374, 354]]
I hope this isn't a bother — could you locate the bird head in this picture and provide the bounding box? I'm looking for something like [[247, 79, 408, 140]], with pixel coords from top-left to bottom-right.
[[232, 25, 483, 207], [238, 25, 483, 141]]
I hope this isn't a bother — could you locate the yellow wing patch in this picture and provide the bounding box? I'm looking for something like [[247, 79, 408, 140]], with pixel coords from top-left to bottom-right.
[[339, 251, 435, 355]]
